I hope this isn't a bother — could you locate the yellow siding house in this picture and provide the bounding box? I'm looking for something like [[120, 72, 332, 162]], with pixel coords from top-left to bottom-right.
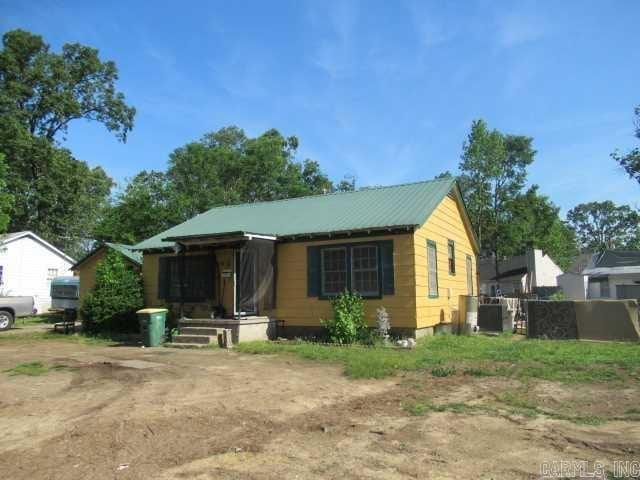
[[72, 243, 143, 315], [134, 178, 479, 338]]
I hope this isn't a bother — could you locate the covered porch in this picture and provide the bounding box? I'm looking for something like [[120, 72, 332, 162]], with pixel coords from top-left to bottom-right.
[[156, 232, 280, 345]]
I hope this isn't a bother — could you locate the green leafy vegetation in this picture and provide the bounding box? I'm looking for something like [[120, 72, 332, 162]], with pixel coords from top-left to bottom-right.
[[321, 291, 366, 344], [455, 119, 578, 271], [81, 251, 143, 334], [431, 366, 456, 377], [567, 200, 640, 251], [0, 331, 116, 346], [3, 361, 68, 376], [612, 104, 640, 187], [95, 127, 355, 245], [237, 335, 640, 382], [0, 29, 131, 257]]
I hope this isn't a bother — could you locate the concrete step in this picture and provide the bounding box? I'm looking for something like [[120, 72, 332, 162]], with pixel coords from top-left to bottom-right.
[[179, 319, 222, 328], [180, 326, 222, 336], [172, 334, 216, 345]]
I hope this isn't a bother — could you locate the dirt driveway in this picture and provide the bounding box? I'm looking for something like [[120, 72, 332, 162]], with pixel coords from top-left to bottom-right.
[[0, 339, 638, 479]]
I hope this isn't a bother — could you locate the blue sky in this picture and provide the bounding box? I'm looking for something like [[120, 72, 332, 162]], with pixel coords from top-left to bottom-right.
[[1, 0, 638, 215]]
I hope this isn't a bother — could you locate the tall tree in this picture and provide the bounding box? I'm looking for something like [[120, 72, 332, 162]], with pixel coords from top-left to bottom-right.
[[503, 186, 578, 270], [611, 105, 640, 186], [96, 126, 347, 244], [94, 171, 180, 245], [458, 119, 535, 283], [168, 127, 340, 218], [0, 152, 13, 233], [0, 29, 135, 256], [566, 201, 640, 252], [0, 29, 135, 141]]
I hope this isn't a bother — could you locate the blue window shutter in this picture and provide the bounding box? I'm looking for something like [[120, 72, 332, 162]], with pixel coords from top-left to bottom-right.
[[307, 246, 320, 297], [380, 240, 395, 295]]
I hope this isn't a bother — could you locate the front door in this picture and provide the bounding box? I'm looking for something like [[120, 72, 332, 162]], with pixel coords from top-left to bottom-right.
[[235, 249, 257, 316]]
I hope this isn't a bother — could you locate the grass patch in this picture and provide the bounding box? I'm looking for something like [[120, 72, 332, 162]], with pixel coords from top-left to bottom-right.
[[403, 400, 488, 416], [5, 361, 50, 376], [17, 314, 62, 325], [237, 335, 640, 382], [0, 331, 117, 346]]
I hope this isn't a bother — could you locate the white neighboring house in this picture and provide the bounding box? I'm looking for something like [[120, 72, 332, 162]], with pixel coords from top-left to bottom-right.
[[556, 252, 593, 300], [0, 231, 75, 313], [559, 250, 640, 301], [479, 249, 563, 296]]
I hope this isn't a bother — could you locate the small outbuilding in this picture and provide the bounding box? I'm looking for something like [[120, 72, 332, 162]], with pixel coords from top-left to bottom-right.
[[72, 243, 143, 309]]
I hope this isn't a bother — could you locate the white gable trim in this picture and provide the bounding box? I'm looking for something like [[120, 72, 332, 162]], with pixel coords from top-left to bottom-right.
[[0, 231, 75, 264]]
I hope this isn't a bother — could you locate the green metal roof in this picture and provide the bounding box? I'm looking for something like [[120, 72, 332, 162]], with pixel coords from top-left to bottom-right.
[[72, 242, 143, 269], [106, 243, 143, 265], [134, 178, 458, 250]]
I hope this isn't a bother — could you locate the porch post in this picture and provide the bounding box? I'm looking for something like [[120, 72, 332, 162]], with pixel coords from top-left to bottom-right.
[[179, 244, 185, 319], [235, 248, 240, 320]]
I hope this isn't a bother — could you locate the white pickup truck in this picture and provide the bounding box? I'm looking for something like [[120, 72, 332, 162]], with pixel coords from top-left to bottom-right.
[[0, 297, 36, 331]]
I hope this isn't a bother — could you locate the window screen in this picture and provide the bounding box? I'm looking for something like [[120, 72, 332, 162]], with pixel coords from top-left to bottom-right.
[[447, 240, 456, 274], [351, 245, 379, 296], [427, 241, 438, 297], [160, 255, 214, 302], [321, 247, 347, 296]]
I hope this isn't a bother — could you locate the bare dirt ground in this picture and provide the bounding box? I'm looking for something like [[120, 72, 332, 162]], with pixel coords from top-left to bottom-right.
[[1, 339, 639, 480]]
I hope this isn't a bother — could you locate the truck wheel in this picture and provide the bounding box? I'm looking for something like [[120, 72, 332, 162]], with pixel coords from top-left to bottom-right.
[[0, 310, 13, 331]]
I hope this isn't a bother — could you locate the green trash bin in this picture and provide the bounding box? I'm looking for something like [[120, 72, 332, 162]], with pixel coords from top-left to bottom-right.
[[137, 308, 168, 347]]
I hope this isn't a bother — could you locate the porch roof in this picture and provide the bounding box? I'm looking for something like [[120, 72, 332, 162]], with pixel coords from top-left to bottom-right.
[[134, 178, 457, 251]]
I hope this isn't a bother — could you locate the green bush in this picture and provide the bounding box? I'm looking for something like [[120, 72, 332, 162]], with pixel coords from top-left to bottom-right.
[[81, 251, 144, 334], [322, 290, 366, 344]]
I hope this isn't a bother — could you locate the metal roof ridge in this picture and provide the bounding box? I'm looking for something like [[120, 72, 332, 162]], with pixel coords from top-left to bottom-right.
[[191, 177, 455, 214]]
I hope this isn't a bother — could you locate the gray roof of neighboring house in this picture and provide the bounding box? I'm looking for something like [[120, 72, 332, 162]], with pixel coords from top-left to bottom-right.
[[563, 252, 596, 274], [583, 250, 640, 276], [134, 178, 476, 251], [479, 254, 528, 281]]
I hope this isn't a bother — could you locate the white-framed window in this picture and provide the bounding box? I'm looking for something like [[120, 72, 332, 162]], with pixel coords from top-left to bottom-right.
[[351, 244, 379, 296], [321, 247, 348, 296], [47, 268, 58, 280]]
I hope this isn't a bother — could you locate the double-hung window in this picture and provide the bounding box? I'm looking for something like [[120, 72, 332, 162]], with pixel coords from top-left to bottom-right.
[[319, 244, 381, 297], [351, 244, 379, 296], [427, 240, 439, 298]]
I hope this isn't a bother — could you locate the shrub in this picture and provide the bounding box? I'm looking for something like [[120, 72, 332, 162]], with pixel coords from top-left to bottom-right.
[[431, 366, 456, 377], [81, 251, 144, 334], [322, 290, 366, 344]]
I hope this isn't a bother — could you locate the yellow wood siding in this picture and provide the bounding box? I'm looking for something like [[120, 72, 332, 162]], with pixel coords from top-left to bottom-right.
[[414, 194, 478, 328], [75, 248, 106, 312], [273, 233, 417, 328]]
